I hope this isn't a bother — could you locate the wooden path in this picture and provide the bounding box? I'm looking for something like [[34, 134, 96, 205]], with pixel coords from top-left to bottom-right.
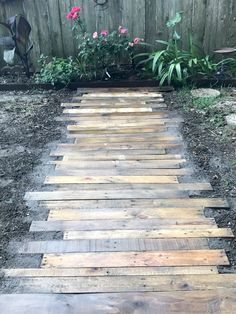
[[1, 88, 236, 313]]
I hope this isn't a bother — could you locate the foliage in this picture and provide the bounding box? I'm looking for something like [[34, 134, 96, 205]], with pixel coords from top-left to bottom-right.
[[135, 12, 233, 86], [35, 55, 80, 85], [67, 6, 142, 80]]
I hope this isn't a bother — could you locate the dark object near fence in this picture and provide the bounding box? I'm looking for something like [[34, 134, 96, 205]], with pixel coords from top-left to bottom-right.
[[93, 0, 109, 10], [0, 14, 33, 77]]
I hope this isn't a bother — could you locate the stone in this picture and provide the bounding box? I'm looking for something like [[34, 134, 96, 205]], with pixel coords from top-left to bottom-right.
[[191, 88, 221, 98], [226, 114, 236, 128]]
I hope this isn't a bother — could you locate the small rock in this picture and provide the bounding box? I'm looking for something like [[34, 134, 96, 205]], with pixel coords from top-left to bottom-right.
[[226, 114, 236, 128], [191, 88, 221, 98]]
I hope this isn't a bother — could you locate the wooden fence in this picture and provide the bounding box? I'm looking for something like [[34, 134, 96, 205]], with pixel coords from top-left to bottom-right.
[[0, 0, 235, 68]]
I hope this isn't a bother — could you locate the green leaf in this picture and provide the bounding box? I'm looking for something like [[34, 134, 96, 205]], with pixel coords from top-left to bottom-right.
[[167, 63, 176, 85], [159, 72, 169, 86], [175, 63, 182, 81], [166, 12, 184, 28], [152, 50, 165, 73]]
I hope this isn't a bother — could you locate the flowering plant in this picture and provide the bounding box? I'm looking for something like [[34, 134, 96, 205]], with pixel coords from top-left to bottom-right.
[[66, 6, 143, 79]]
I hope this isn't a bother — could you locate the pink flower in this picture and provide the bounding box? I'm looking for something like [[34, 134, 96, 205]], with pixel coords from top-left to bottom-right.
[[93, 32, 98, 39], [118, 26, 128, 34], [66, 12, 73, 20], [133, 37, 143, 45], [71, 6, 81, 13], [72, 12, 79, 20], [100, 30, 108, 36]]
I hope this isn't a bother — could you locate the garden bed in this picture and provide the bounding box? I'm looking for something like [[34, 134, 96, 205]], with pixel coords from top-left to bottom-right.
[[165, 88, 236, 272]]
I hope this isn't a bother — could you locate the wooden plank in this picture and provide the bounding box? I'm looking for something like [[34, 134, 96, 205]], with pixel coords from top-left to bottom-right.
[[64, 229, 233, 240], [81, 92, 163, 98], [1, 290, 236, 313], [30, 218, 217, 232], [48, 207, 205, 220], [51, 160, 184, 169], [25, 189, 193, 201], [42, 198, 229, 209], [8, 274, 236, 294], [56, 143, 182, 150], [45, 175, 179, 185], [72, 135, 181, 144], [68, 120, 166, 129], [64, 108, 154, 114], [62, 102, 166, 108], [25, 190, 186, 201], [62, 126, 168, 134], [7, 274, 236, 294], [67, 132, 180, 139], [2, 266, 218, 277], [16, 238, 210, 254], [41, 250, 229, 268], [59, 154, 183, 161], [52, 169, 194, 176], [50, 148, 167, 156]]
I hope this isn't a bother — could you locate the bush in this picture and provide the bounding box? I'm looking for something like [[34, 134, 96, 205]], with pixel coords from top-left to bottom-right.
[[35, 56, 80, 85]]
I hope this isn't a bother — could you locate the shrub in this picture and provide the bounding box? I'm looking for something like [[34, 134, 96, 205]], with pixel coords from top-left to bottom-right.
[[35, 55, 80, 85]]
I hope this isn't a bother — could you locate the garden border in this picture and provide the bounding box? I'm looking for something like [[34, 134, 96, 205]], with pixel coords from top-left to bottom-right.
[[0, 79, 235, 91]]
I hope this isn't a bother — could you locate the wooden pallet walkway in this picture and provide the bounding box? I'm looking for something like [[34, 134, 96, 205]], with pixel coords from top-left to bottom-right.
[[1, 87, 236, 313]]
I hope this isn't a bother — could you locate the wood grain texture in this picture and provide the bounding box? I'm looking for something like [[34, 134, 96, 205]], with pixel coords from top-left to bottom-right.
[[64, 229, 233, 240], [1, 290, 236, 313], [30, 218, 217, 232], [6, 274, 236, 294], [41, 250, 229, 268], [16, 238, 210, 254]]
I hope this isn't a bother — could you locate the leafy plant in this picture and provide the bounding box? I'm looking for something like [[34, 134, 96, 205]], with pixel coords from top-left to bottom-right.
[[35, 55, 80, 85], [66, 6, 142, 80], [135, 12, 219, 86]]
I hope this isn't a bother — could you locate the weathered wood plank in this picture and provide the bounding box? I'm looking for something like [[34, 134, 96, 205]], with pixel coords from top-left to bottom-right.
[[1, 290, 236, 313], [2, 266, 218, 277], [64, 229, 233, 240], [51, 160, 184, 169], [64, 108, 154, 114], [16, 238, 210, 254], [7, 274, 236, 294], [59, 154, 183, 161], [48, 207, 205, 220], [30, 218, 217, 232], [45, 175, 179, 184], [41, 250, 229, 268], [56, 143, 181, 150], [42, 198, 229, 209]]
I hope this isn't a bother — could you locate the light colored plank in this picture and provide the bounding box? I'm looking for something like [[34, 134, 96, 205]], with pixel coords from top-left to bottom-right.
[[45, 175, 179, 185], [0, 290, 235, 313], [42, 198, 229, 209], [30, 219, 217, 232], [68, 120, 166, 129], [64, 229, 233, 240], [16, 238, 210, 254], [62, 126, 168, 134], [1, 290, 236, 313], [2, 266, 218, 277], [64, 108, 153, 114], [41, 250, 229, 268], [56, 143, 181, 150], [72, 135, 181, 144], [51, 160, 184, 169], [60, 154, 183, 161], [48, 207, 205, 220], [81, 92, 163, 98]]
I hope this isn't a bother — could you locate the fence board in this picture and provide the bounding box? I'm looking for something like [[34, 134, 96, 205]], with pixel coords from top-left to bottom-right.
[[0, 0, 235, 68]]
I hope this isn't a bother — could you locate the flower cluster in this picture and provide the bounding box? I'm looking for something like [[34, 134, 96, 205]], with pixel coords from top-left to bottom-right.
[[66, 6, 81, 20]]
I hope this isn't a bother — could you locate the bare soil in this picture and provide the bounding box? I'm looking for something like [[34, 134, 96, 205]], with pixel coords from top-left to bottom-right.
[[165, 89, 236, 272], [0, 89, 71, 271]]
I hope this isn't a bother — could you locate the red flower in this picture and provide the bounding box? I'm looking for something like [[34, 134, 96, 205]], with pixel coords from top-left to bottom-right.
[[71, 6, 81, 13], [67, 6, 81, 20], [101, 30, 108, 36]]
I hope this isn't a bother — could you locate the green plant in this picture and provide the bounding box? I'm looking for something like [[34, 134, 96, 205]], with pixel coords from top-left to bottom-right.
[[35, 55, 80, 85], [135, 12, 218, 85], [67, 6, 142, 80]]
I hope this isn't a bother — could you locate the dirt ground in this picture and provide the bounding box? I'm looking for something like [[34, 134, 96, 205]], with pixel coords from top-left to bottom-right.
[[0, 89, 72, 272], [165, 88, 236, 272]]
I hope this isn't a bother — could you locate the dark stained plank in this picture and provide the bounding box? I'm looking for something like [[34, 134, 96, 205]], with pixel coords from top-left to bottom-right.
[[16, 238, 210, 254]]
